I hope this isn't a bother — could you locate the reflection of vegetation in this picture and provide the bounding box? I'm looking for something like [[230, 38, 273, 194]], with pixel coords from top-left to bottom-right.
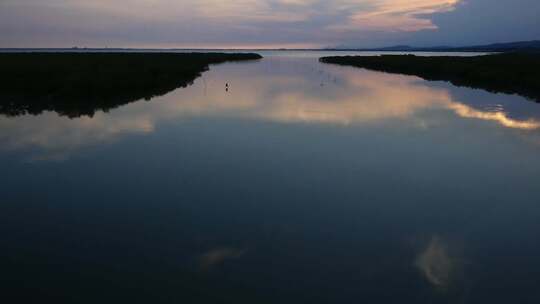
[[320, 53, 540, 102], [0, 52, 262, 117]]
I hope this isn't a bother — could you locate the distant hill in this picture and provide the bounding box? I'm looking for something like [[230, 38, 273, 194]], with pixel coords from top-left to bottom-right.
[[331, 40, 540, 53], [448, 41, 540, 52]]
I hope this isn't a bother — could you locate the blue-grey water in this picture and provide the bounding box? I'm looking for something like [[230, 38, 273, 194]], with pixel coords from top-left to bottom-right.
[[1, 52, 540, 303]]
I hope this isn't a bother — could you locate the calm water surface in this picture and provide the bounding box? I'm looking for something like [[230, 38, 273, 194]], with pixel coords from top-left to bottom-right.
[[2, 52, 540, 303]]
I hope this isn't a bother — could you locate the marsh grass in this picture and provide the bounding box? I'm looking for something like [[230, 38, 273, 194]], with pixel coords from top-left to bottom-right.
[[0, 52, 262, 117], [320, 53, 540, 102]]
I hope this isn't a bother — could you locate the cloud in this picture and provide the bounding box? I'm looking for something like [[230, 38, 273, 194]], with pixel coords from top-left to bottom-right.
[[0, 0, 462, 47], [342, 0, 461, 32]]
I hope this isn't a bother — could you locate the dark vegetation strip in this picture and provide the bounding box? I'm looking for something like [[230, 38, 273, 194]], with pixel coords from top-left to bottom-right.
[[320, 53, 540, 102], [0, 52, 262, 117]]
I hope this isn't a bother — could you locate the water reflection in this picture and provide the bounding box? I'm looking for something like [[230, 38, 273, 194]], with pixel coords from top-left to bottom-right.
[[2, 54, 540, 303], [1, 56, 540, 160], [448, 103, 540, 130], [416, 236, 458, 288], [0, 110, 155, 160], [199, 248, 246, 272]]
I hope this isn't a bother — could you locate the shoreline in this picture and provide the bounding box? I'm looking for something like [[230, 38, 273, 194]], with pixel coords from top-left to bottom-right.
[[0, 52, 262, 118], [320, 53, 540, 102]]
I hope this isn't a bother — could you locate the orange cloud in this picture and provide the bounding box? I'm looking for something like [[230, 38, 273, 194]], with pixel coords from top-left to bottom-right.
[[334, 0, 461, 32]]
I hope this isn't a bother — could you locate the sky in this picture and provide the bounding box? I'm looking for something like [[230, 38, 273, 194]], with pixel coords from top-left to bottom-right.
[[0, 0, 539, 48]]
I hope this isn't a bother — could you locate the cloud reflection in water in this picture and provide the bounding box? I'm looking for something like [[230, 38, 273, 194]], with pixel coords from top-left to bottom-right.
[[415, 236, 457, 288], [199, 248, 246, 272], [1, 57, 539, 160]]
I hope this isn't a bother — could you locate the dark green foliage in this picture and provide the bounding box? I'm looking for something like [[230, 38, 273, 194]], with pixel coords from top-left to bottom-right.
[[0, 52, 261, 117], [320, 53, 540, 102]]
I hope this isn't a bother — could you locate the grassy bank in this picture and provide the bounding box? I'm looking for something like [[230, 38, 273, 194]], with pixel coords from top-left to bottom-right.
[[0, 52, 262, 117], [320, 53, 540, 102]]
